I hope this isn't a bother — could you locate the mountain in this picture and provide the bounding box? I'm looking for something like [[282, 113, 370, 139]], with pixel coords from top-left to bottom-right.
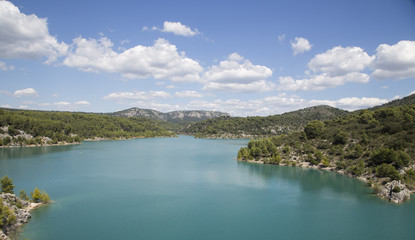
[[183, 105, 349, 138], [109, 107, 230, 123]]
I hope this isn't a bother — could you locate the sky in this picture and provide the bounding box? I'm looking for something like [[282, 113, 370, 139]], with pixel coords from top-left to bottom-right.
[[0, 0, 414, 116]]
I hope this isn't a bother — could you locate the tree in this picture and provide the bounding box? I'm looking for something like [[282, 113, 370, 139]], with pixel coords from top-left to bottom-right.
[[375, 164, 401, 181], [1, 176, 14, 194], [333, 131, 347, 145], [304, 120, 325, 139], [31, 187, 50, 203], [19, 190, 29, 201], [31, 187, 42, 203]]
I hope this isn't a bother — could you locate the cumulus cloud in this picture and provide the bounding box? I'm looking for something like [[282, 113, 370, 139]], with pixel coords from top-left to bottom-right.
[[175, 91, 204, 98], [144, 21, 200, 37], [308, 46, 374, 76], [161, 21, 200, 36], [372, 40, 415, 80], [202, 53, 274, 92], [63, 37, 203, 82], [103, 91, 171, 101], [203, 80, 276, 93], [37, 100, 91, 111], [74, 100, 90, 105], [0, 1, 68, 63], [290, 37, 312, 55], [279, 46, 374, 91], [13, 88, 39, 98], [278, 72, 370, 91]]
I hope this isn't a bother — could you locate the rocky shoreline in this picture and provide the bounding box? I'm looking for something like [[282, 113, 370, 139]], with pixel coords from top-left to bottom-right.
[[0, 193, 44, 240], [240, 158, 413, 204]]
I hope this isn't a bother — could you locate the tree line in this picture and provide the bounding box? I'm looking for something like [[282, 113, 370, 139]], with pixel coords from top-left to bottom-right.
[[0, 109, 174, 146]]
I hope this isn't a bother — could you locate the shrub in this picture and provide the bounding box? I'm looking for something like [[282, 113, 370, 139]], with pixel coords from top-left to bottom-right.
[[392, 186, 401, 193], [375, 164, 401, 181], [333, 131, 347, 145], [304, 120, 325, 139]]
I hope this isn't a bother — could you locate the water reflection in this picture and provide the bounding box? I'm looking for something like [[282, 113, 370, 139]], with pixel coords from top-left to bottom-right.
[[236, 161, 372, 197], [0, 145, 77, 160]]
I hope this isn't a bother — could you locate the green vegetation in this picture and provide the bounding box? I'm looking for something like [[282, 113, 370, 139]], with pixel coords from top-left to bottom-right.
[[0, 200, 17, 229], [1, 175, 51, 235], [0, 176, 14, 194], [0, 108, 174, 147], [184, 105, 348, 138], [31, 187, 50, 204], [237, 103, 415, 193]]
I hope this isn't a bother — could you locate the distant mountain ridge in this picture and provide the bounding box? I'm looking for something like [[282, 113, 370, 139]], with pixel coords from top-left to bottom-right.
[[109, 107, 230, 123]]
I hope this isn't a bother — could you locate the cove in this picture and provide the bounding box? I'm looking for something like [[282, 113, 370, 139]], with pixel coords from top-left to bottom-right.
[[0, 135, 414, 240]]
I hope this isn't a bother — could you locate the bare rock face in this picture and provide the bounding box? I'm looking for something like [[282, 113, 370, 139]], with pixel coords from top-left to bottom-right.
[[0, 193, 32, 236], [0, 230, 10, 240], [377, 181, 411, 204]]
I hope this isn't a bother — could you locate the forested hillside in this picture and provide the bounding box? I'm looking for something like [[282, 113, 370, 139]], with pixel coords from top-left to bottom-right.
[[184, 105, 348, 138], [237, 103, 415, 203], [0, 109, 173, 147]]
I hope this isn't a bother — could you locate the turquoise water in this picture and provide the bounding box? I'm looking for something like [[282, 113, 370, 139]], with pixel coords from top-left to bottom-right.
[[0, 135, 414, 240]]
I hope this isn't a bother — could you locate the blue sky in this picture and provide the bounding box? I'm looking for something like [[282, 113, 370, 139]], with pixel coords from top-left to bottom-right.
[[0, 0, 414, 116]]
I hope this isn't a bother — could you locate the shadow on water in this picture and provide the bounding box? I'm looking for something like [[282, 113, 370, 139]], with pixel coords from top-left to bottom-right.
[[237, 161, 372, 196], [0, 145, 77, 161]]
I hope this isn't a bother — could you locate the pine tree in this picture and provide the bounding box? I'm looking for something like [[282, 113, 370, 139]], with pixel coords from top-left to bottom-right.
[[1, 176, 15, 194]]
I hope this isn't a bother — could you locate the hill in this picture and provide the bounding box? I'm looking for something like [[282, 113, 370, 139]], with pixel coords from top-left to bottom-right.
[[109, 107, 230, 123], [0, 109, 173, 147], [183, 105, 349, 138], [371, 93, 415, 110], [237, 102, 415, 203]]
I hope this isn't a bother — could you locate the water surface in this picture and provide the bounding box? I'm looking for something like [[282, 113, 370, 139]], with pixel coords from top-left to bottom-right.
[[0, 136, 414, 240]]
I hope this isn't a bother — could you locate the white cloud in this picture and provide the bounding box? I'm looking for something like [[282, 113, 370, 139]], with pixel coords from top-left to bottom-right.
[[203, 80, 276, 93], [279, 46, 374, 91], [0, 61, 14, 71], [290, 37, 312, 55], [13, 88, 39, 98], [53, 102, 71, 107], [75, 101, 90, 105], [278, 72, 370, 91], [308, 46, 374, 76], [202, 53, 274, 92], [278, 34, 286, 42], [372, 40, 415, 80], [143, 21, 200, 37], [103, 91, 171, 101], [63, 37, 203, 82], [0, 1, 68, 63], [175, 91, 204, 98], [161, 21, 199, 36], [309, 97, 388, 111]]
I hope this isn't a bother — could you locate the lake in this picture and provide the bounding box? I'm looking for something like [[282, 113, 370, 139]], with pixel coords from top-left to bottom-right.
[[0, 135, 414, 240]]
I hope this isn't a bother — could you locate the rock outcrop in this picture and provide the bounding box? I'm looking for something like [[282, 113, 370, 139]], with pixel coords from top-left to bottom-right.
[[0, 193, 32, 237], [110, 107, 230, 123], [377, 180, 411, 204], [0, 230, 9, 240]]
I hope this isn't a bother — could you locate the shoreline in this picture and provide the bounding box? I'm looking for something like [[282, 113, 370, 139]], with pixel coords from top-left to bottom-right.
[[0, 134, 176, 149], [240, 158, 415, 204]]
